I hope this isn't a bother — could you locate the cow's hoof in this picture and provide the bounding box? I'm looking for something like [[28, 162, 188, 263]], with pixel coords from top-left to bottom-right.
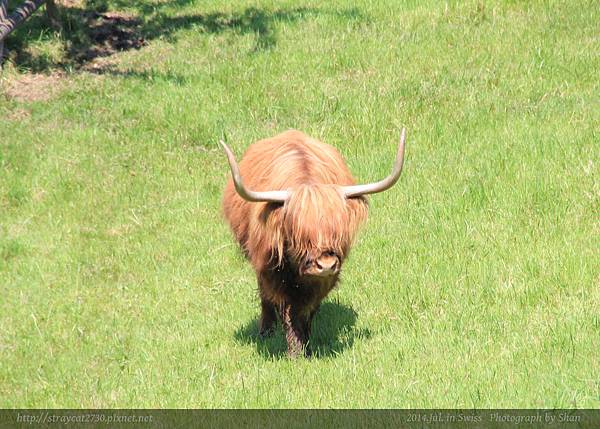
[[287, 345, 311, 359], [286, 346, 304, 358], [259, 327, 274, 338]]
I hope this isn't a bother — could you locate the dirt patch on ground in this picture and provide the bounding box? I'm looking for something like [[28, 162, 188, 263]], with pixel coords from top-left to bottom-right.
[[2, 72, 67, 102], [57, 0, 84, 7], [4, 107, 32, 120]]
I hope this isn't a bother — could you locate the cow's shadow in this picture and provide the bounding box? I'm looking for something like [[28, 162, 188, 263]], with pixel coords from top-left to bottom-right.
[[234, 300, 371, 359]]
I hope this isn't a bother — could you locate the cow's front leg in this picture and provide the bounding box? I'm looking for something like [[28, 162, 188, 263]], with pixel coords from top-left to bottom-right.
[[280, 303, 310, 357], [257, 272, 278, 337], [259, 298, 277, 337]]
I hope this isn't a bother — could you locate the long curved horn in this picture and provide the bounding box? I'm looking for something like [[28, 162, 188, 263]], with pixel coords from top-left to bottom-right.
[[342, 128, 407, 198], [219, 141, 291, 203]]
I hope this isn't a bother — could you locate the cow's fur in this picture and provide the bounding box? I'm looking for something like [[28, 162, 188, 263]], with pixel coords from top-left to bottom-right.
[[223, 130, 368, 356]]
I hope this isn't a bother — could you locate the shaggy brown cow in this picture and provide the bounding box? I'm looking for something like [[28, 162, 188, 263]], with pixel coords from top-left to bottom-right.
[[221, 128, 406, 357]]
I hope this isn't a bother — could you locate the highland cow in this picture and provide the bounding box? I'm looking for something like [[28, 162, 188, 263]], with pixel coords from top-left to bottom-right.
[[221, 128, 406, 357]]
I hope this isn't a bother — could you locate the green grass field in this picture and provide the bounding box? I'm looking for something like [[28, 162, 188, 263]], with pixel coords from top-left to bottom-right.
[[1, 0, 598, 408]]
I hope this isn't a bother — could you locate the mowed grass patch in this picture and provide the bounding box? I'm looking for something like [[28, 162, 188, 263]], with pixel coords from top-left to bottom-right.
[[0, 0, 598, 407]]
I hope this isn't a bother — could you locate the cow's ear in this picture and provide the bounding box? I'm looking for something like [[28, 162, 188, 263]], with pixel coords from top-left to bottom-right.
[[346, 195, 369, 207], [258, 202, 284, 225]]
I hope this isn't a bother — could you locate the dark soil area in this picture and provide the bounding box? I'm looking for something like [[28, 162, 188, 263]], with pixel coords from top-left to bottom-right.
[[72, 10, 145, 64]]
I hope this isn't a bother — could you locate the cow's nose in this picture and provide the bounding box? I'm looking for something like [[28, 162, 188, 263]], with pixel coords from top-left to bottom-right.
[[316, 256, 339, 275]]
